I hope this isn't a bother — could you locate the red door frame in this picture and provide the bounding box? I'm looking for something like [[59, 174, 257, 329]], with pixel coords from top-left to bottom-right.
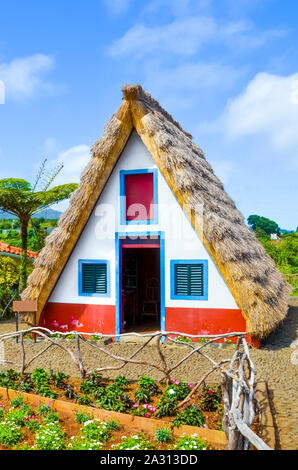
[[121, 241, 160, 331]]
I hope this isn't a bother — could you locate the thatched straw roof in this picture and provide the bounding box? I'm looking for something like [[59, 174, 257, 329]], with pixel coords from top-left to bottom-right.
[[22, 84, 291, 338]]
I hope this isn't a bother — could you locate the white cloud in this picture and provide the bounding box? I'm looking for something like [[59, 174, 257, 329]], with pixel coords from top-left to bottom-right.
[[54, 144, 91, 185], [200, 72, 298, 167], [218, 72, 298, 147], [46, 144, 91, 212], [107, 15, 285, 59], [108, 17, 216, 58], [0, 54, 58, 101]]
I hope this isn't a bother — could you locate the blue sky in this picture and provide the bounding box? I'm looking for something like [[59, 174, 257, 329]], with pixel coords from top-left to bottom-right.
[[0, 0, 297, 229]]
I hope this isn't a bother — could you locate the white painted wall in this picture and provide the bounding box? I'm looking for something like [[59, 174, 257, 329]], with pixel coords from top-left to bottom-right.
[[49, 130, 238, 310]]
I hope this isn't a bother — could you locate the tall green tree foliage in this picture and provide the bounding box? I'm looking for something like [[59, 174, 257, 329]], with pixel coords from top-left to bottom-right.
[[248, 214, 280, 236], [0, 162, 77, 291]]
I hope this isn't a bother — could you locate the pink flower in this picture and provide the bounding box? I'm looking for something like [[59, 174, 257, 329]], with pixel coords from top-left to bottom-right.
[[145, 413, 150, 418], [149, 406, 156, 413], [173, 378, 180, 385], [132, 404, 138, 408], [208, 388, 213, 394], [188, 383, 193, 388]]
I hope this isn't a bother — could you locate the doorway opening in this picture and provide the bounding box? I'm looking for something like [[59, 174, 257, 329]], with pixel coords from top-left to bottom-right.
[[121, 245, 160, 333]]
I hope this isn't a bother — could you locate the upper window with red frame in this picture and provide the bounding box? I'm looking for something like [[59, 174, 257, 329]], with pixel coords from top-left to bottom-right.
[[120, 169, 158, 225]]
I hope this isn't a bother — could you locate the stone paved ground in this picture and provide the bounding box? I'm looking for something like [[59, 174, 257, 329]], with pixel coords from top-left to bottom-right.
[[0, 300, 297, 450]]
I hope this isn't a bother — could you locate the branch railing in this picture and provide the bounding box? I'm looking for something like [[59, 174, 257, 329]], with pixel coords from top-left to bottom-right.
[[0, 328, 272, 450]]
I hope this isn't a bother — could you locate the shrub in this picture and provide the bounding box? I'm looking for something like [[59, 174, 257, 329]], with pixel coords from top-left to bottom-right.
[[155, 428, 173, 443], [106, 419, 120, 431], [43, 411, 59, 424], [0, 420, 23, 447], [49, 371, 69, 388], [96, 384, 131, 412], [199, 384, 222, 411], [24, 417, 40, 432], [34, 423, 66, 450], [37, 404, 52, 416], [77, 395, 92, 406], [8, 405, 33, 426], [19, 381, 32, 393], [31, 368, 58, 399], [0, 407, 5, 420], [113, 434, 155, 450], [114, 375, 128, 388], [173, 405, 205, 428], [155, 394, 178, 418], [75, 412, 90, 424], [173, 434, 208, 450], [134, 376, 161, 404], [82, 419, 110, 443], [11, 397, 24, 408], [130, 403, 156, 418]]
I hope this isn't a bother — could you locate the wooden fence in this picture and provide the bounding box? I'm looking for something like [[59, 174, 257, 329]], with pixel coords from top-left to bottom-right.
[[0, 327, 272, 450]]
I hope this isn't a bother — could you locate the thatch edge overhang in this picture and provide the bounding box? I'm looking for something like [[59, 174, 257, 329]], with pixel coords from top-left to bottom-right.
[[22, 84, 292, 338]]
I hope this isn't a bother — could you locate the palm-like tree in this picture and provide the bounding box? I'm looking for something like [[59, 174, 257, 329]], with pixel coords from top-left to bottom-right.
[[0, 163, 77, 291]]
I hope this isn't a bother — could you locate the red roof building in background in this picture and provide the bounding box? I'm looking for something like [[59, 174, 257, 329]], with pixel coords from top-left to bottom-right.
[[0, 242, 38, 259]]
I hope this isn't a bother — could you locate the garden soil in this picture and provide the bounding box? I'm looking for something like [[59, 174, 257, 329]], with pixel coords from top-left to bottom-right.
[[0, 300, 297, 450]]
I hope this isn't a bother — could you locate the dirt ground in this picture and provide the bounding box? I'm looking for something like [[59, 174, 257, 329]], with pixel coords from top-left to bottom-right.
[[0, 299, 297, 450]]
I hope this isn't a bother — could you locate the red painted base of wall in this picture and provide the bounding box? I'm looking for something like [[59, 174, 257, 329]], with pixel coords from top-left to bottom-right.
[[39, 302, 116, 335], [39, 303, 259, 348], [165, 307, 260, 348]]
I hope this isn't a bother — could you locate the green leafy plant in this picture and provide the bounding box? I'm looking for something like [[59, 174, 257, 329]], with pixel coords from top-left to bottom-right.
[[175, 336, 191, 343], [31, 368, 58, 399], [155, 394, 178, 418], [216, 403, 224, 431], [0, 419, 23, 447], [155, 427, 173, 443], [49, 370, 69, 388], [106, 419, 120, 431], [24, 417, 40, 432], [11, 397, 24, 408], [75, 412, 90, 424], [37, 403, 52, 416], [43, 411, 59, 424], [199, 384, 222, 411], [113, 433, 155, 450], [134, 376, 161, 404], [130, 403, 156, 418], [114, 375, 128, 388], [90, 335, 101, 341], [77, 395, 92, 406], [34, 423, 66, 450], [96, 384, 131, 412], [172, 434, 209, 450], [173, 405, 205, 428]]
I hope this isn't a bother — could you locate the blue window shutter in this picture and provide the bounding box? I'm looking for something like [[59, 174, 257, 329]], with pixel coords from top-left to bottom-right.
[[82, 263, 107, 294], [174, 263, 204, 297]]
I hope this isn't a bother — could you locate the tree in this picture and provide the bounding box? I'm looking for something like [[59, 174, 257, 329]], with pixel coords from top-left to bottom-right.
[[247, 215, 280, 236], [0, 163, 77, 291]]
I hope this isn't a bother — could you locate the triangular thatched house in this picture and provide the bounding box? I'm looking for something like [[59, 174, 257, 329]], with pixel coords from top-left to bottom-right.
[[22, 85, 291, 346]]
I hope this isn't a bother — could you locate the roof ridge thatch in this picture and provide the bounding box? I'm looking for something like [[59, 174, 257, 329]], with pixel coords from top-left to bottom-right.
[[22, 84, 291, 338]]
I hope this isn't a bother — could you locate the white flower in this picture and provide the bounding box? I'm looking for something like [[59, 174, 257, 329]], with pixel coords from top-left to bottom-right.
[[168, 389, 175, 395]]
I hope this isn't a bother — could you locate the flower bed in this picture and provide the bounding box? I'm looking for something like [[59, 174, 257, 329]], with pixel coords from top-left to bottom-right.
[[0, 368, 225, 433], [0, 393, 217, 451]]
